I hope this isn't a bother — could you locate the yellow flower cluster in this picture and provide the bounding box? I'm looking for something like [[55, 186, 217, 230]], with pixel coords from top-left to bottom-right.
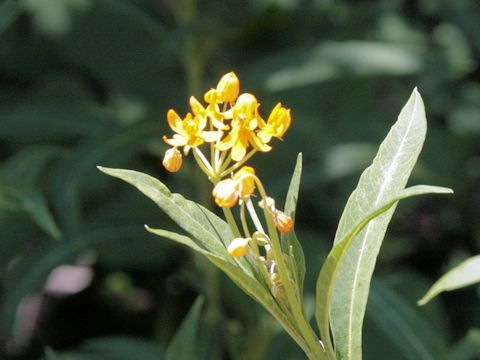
[[162, 72, 291, 173], [161, 72, 294, 261]]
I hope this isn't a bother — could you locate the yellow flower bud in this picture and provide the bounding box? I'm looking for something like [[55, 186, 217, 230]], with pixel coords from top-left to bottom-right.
[[252, 231, 269, 246], [212, 179, 239, 208], [227, 237, 250, 258], [216, 72, 240, 102], [259, 197, 276, 213], [233, 166, 256, 197], [274, 210, 294, 233], [234, 93, 258, 119], [162, 147, 182, 172]]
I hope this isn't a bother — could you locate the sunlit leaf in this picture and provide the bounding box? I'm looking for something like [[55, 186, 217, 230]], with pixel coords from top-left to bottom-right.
[[418, 255, 480, 305], [329, 88, 429, 359], [315, 185, 452, 357], [315, 88, 452, 359], [282, 153, 306, 297]]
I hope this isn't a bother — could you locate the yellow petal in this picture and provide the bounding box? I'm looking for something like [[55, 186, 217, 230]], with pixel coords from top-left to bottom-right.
[[248, 132, 272, 152], [163, 134, 187, 147], [200, 131, 223, 142], [189, 96, 205, 116], [231, 132, 248, 161], [215, 129, 237, 151], [167, 109, 184, 133]]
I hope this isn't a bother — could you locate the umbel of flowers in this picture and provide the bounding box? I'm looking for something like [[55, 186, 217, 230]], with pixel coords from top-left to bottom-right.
[[162, 71, 294, 250], [160, 72, 326, 357]]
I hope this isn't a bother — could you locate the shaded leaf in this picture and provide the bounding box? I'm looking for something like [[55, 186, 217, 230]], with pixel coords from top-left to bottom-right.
[[165, 296, 204, 360], [0, 181, 61, 239], [367, 281, 448, 360], [245, 41, 423, 92], [418, 255, 480, 305], [448, 329, 480, 360], [0, 0, 20, 33]]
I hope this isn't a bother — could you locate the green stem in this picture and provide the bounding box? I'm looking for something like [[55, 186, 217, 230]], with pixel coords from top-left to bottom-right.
[[220, 149, 257, 177], [240, 202, 251, 238], [254, 178, 325, 359], [222, 207, 242, 238]]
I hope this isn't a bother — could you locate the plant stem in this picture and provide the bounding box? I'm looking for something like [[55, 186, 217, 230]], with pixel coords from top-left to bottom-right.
[[254, 178, 326, 359]]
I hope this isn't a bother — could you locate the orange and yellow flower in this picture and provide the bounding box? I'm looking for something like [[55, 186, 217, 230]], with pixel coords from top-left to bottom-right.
[[163, 109, 222, 151]]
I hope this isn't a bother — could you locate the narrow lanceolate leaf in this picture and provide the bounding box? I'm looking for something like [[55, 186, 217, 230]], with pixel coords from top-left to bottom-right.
[[166, 296, 204, 360], [418, 255, 480, 305], [319, 89, 436, 359], [315, 185, 453, 357], [97, 167, 232, 261], [282, 153, 306, 297], [146, 227, 307, 354]]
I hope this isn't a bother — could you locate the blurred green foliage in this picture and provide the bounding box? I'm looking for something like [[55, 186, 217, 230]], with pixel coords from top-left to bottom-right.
[[0, 0, 479, 359]]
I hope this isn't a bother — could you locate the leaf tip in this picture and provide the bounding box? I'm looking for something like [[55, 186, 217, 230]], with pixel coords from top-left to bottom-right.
[[417, 297, 429, 306]]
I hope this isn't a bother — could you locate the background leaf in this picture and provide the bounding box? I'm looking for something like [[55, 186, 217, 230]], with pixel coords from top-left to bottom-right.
[[165, 296, 204, 360], [418, 255, 480, 305]]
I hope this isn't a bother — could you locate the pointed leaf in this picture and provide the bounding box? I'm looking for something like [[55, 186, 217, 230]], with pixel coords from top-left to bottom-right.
[[367, 282, 448, 360], [282, 153, 306, 296], [327, 89, 431, 359], [316, 185, 452, 356], [98, 167, 232, 260], [448, 329, 480, 360], [146, 226, 306, 353], [0, 181, 61, 239], [166, 296, 204, 360], [418, 255, 480, 305]]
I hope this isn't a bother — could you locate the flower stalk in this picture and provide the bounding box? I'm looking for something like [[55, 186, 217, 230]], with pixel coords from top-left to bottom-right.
[[160, 71, 326, 359]]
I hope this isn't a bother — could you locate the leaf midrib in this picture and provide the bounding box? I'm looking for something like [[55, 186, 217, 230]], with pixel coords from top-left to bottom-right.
[[344, 94, 419, 358]]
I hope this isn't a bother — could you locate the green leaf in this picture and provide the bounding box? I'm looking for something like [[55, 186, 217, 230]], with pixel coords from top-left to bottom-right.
[[166, 296, 204, 360], [44, 337, 166, 360], [282, 153, 306, 297], [0, 0, 20, 33], [145, 227, 308, 355], [0, 181, 61, 239], [448, 329, 480, 360], [245, 41, 423, 92], [1, 226, 140, 336], [418, 255, 480, 305], [366, 282, 448, 360], [98, 167, 232, 260], [315, 184, 453, 357], [324, 88, 434, 359], [53, 121, 156, 236]]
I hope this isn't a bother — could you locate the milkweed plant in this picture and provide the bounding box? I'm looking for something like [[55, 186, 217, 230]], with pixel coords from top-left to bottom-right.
[[99, 72, 453, 360]]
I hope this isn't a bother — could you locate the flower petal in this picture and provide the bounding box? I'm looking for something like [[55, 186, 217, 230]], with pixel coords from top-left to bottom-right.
[[163, 134, 187, 147], [167, 109, 184, 134], [248, 132, 272, 152], [201, 131, 223, 142], [231, 132, 249, 161]]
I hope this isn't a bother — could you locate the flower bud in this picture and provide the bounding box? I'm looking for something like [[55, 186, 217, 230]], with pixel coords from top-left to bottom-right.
[[216, 72, 240, 102], [234, 93, 258, 119], [212, 179, 239, 208], [233, 166, 256, 197], [274, 210, 294, 233], [162, 147, 182, 172], [227, 237, 250, 258], [252, 231, 269, 246], [259, 197, 276, 213]]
